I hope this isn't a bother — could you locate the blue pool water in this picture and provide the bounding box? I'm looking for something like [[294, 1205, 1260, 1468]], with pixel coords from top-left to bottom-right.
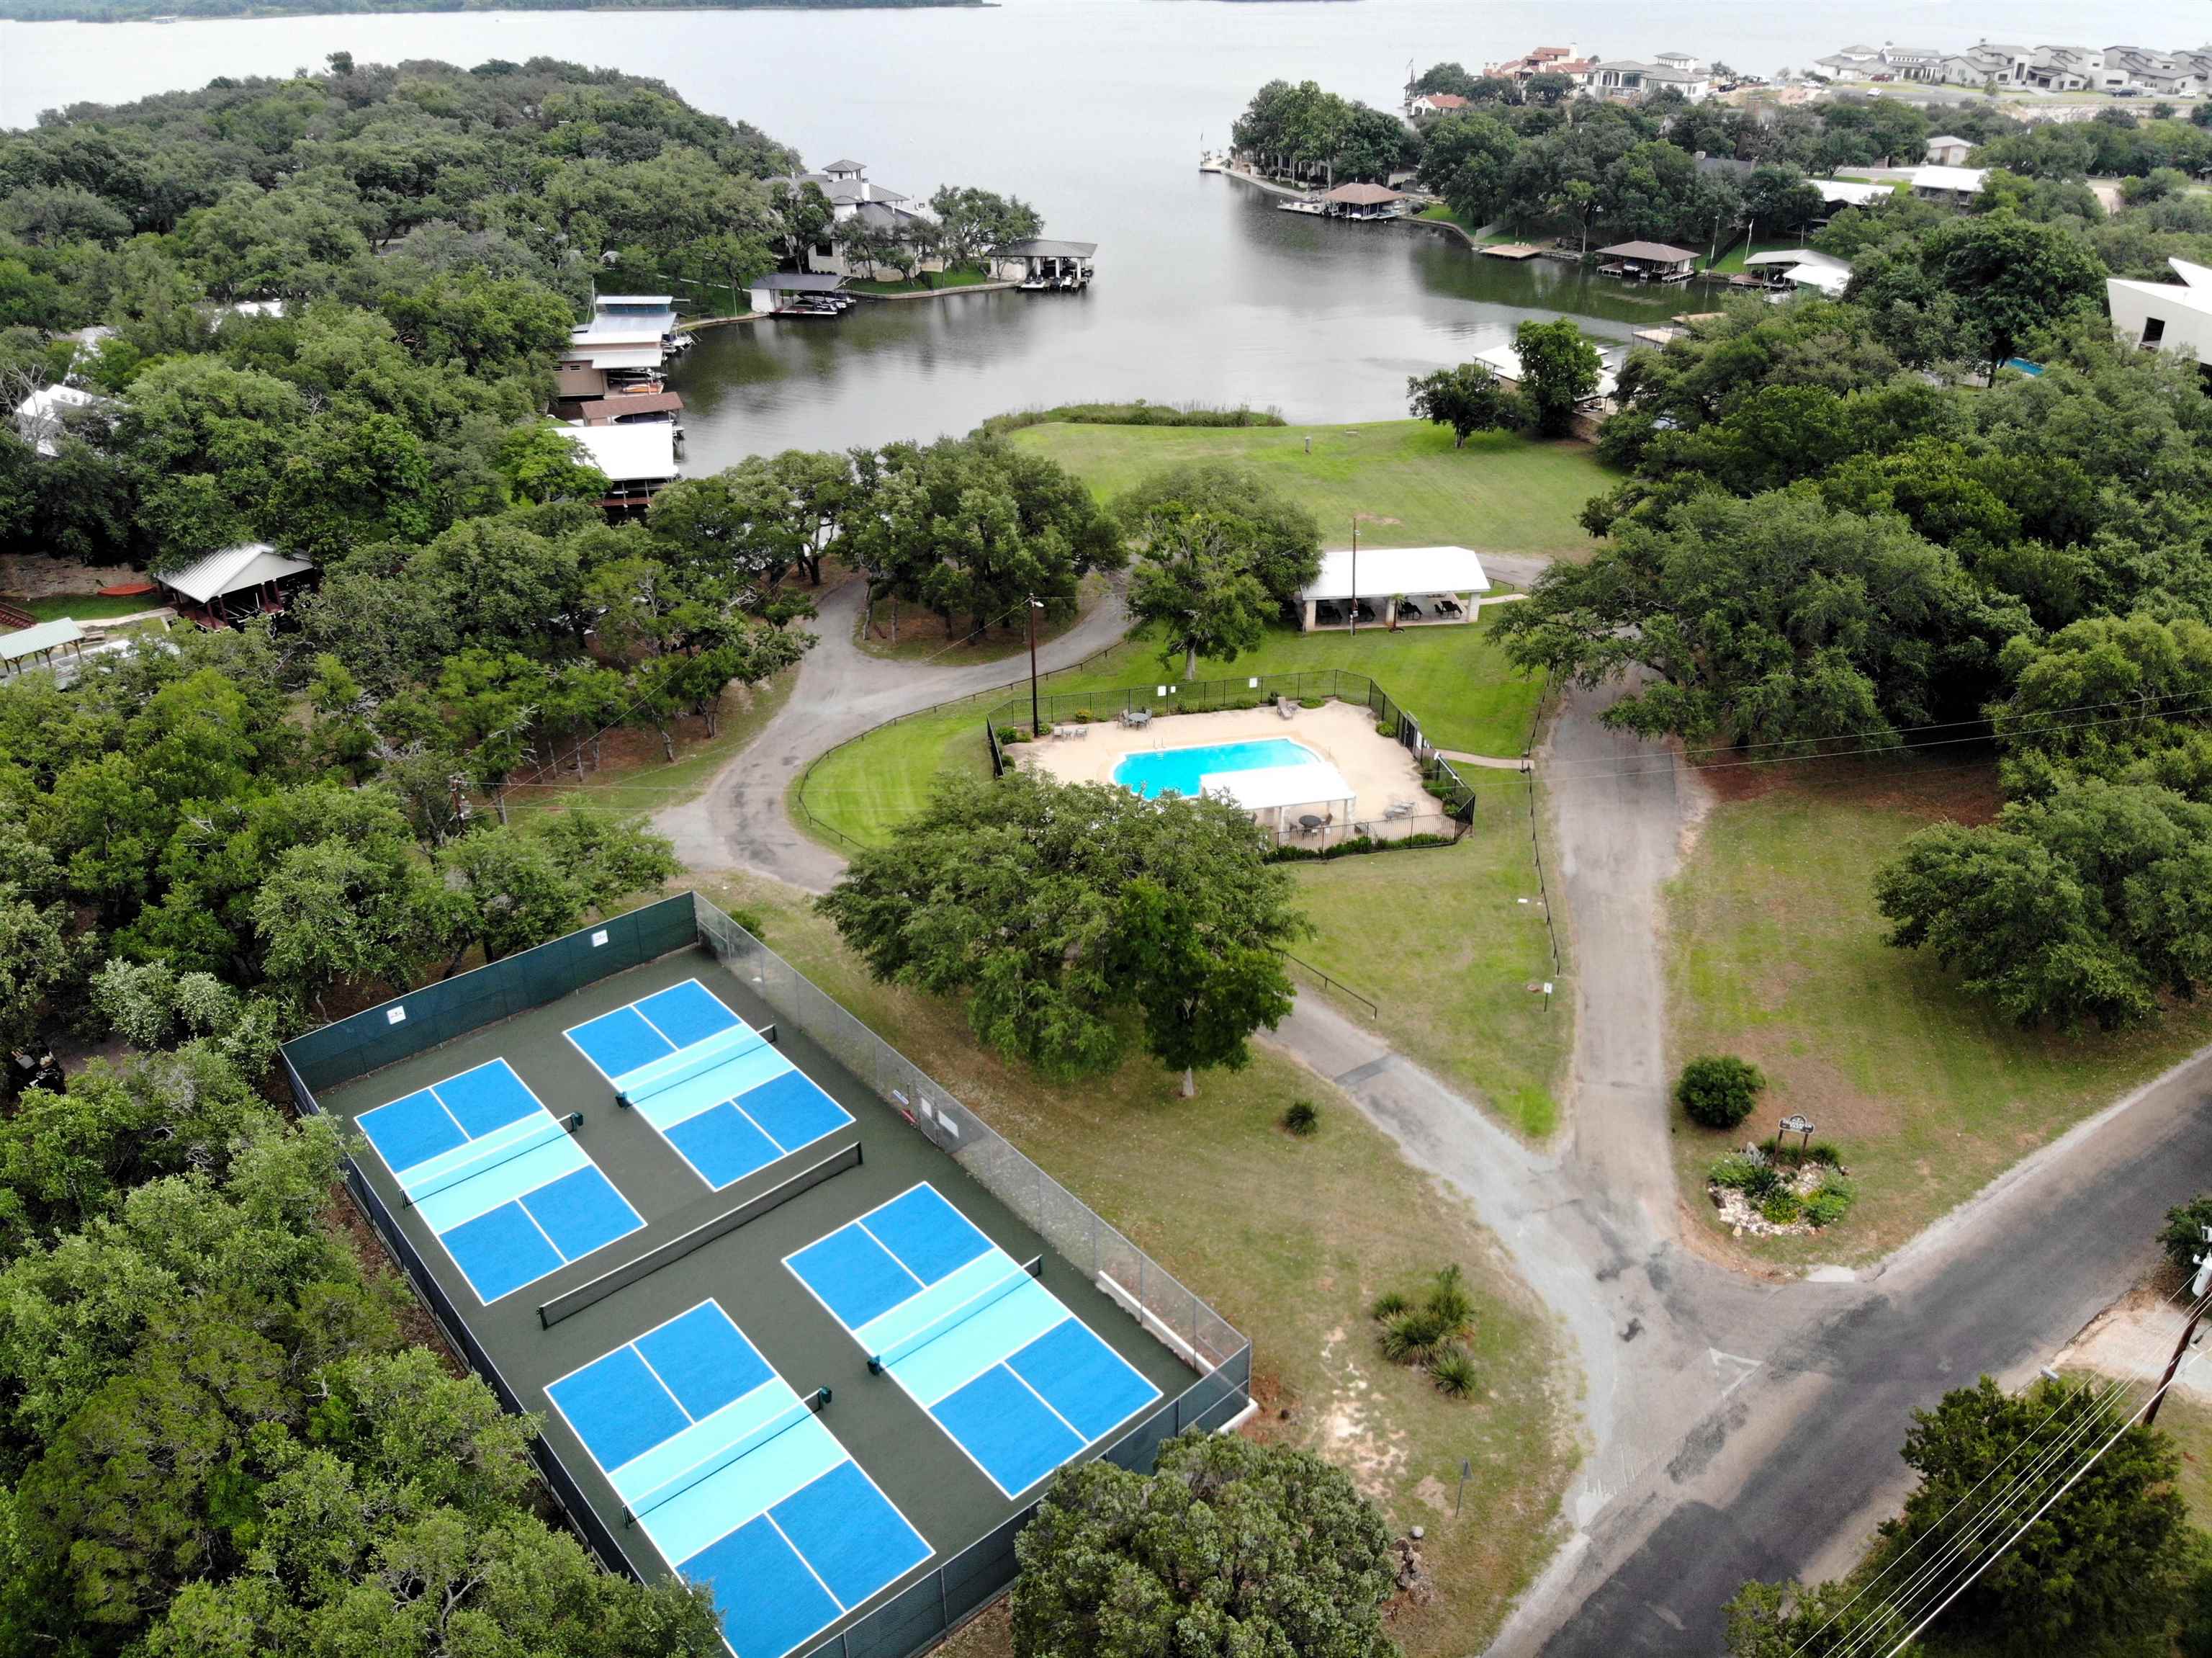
[[1112, 738, 1320, 799]]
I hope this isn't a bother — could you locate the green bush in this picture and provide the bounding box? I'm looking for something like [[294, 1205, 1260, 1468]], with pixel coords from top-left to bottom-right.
[[974, 401, 1286, 436], [1676, 1054, 1767, 1131], [1380, 1307, 1450, 1363], [1370, 1289, 1409, 1320], [1709, 1153, 1764, 1190], [1430, 1344, 1480, 1398], [1424, 1264, 1473, 1332], [1804, 1175, 1856, 1229], [2162, 1194, 2212, 1275], [1743, 1164, 1786, 1204], [1282, 1098, 1319, 1136], [1759, 1188, 1803, 1225]]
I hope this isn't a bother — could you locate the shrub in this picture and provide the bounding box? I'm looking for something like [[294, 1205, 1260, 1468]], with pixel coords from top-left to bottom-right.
[[1430, 1344, 1480, 1397], [1759, 1188, 1803, 1225], [1743, 1164, 1786, 1204], [1677, 1054, 1767, 1131], [1375, 720, 1395, 738], [1424, 1265, 1473, 1335], [2162, 1195, 2212, 1276], [996, 726, 1020, 744], [1709, 1152, 1764, 1190], [1380, 1307, 1450, 1363], [1804, 1176, 1856, 1229], [1370, 1290, 1409, 1320], [1282, 1099, 1319, 1136]]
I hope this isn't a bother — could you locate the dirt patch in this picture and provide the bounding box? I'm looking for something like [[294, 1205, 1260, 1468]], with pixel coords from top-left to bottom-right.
[[1737, 1049, 1903, 1143], [1412, 1473, 1449, 1513], [2058, 1284, 2212, 1401], [0, 552, 143, 599], [323, 1186, 465, 1374], [1316, 1324, 1411, 1500]]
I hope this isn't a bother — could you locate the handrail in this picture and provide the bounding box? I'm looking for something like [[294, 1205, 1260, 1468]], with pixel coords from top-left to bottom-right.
[[1285, 953, 1379, 1018]]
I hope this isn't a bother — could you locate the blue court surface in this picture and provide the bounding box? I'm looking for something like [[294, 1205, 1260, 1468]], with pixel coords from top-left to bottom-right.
[[785, 1183, 1161, 1498], [564, 981, 853, 1192], [355, 1059, 644, 1304], [547, 1300, 931, 1658]]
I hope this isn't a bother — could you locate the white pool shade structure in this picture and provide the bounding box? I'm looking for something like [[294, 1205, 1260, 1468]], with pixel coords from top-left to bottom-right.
[[1298, 545, 1491, 631], [1199, 760, 1357, 832]]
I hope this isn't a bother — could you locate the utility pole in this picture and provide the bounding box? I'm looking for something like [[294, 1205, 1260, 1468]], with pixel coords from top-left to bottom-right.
[[1349, 521, 1359, 636], [1027, 596, 1044, 735], [2146, 1227, 2212, 1428]]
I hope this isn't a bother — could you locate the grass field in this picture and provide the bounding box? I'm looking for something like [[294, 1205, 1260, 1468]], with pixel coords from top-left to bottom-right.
[[693, 871, 1578, 1652], [1010, 419, 1612, 560], [796, 609, 1544, 850], [1290, 800, 1566, 1137], [846, 264, 998, 297], [6, 592, 160, 622], [1665, 760, 2212, 1266], [1703, 234, 1824, 275]]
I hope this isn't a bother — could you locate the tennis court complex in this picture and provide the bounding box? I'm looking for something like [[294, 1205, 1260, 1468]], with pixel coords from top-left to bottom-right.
[[549, 1299, 930, 1658], [291, 896, 1248, 1658], [788, 1183, 1161, 1497], [356, 1058, 643, 1303], [567, 980, 853, 1191]]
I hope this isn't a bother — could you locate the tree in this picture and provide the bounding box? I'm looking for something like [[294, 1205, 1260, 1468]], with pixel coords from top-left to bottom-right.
[[439, 826, 585, 965], [817, 771, 1305, 1089], [2159, 1193, 2212, 1277], [1881, 1376, 2192, 1652], [1406, 363, 1521, 447], [1117, 466, 1320, 678], [250, 841, 446, 1016], [1011, 1430, 1398, 1658], [1107, 464, 1319, 609], [1417, 112, 1521, 225], [1722, 1579, 1905, 1656], [1676, 1055, 1766, 1130], [498, 423, 611, 507], [532, 807, 678, 910], [1925, 212, 2106, 379], [1511, 318, 1602, 436]]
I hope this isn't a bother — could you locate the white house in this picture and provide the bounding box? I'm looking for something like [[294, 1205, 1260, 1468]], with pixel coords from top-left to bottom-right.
[[1912, 164, 1989, 205], [1924, 135, 1974, 166], [1809, 177, 1897, 212], [2108, 258, 2212, 363], [559, 421, 680, 512], [1409, 91, 1470, 117], [9, 383, 103, 456]]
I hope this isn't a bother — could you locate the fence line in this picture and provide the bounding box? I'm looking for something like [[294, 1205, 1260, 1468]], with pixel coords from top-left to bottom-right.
[[1285, 954, 1379, 1018]]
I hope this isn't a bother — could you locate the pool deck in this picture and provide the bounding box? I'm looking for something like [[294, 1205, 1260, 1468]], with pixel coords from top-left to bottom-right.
[[1016, 700, 1426, 830]]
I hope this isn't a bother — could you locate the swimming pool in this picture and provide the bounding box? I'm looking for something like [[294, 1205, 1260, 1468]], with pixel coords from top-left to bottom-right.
[[1112, 738, 1322, 799]]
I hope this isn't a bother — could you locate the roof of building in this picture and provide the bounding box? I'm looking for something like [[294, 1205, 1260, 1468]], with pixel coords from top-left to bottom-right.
[[12, 383, 103, 454], [820, 158, 866, 174], [1925, 134, 1971, 147], [1748, 248, 1854, 295], [1322, 182, 1403, 205], [0, 618, 85, 664], [560, 422, 680, 485], [1199, 761, 1357, 814], [1300, 545, 1493, 603], [594, 294, 675, 307], [1596, 239, 1699, 262], [2171, 256, 2212, 289], [1811, 177, 1895, 207], [995, 238, 1098, 259], [1416, 91, 1469, 107], [570, 326, 669, 349], [757, 271, 848, 292], [161, 542, 314, 604], [1912, 164, 1989, 193], [1471, 341, 1624, 399], [563, 344, 665, 371], [575, 391, 685, 422], [2110, 274, 2212, 317]]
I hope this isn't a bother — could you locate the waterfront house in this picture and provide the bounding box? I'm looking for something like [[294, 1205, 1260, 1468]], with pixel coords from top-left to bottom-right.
[[157, 542, 316, 629], [1809, 178, 1896, 214], [559, 422, 680, 516], [1743, 248, 1853, 296], [747, 272, 852, 315], [555, 337, 665, 405], [583, 294, 680, 341], [1594, 240, 1698, 281], [2108, 257, 2212, 364], [1812, 43, 1883, 77], [1409, 91, 1469, 117]]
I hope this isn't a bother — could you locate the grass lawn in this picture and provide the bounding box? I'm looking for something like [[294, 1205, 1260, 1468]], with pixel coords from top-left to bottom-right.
[[796, 609, 1543, 850], [1010, 419, 1612, 560], [1665, 759, 2212, 1267], [846, 264, 997, 297], [1703, 234, 1820, 275], [5, 591, 160, 622], [505, 667, 798, 821], [1290, 805, 1566, 1137], [850, 571, 1109, 664], [692, 870, 1579, 1652]]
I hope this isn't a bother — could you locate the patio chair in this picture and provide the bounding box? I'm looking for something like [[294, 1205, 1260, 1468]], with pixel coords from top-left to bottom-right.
[[1399, 599, 1424, 619]]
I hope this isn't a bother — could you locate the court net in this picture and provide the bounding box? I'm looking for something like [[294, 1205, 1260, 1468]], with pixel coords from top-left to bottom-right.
[[405, 1113, 577, 1206], [871, 1256, 1043, 1374], [617, 1023, 766, 1106], [625, 1387, 827, 1525]]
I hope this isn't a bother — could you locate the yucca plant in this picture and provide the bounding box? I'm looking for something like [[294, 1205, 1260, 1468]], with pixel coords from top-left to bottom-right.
[[1380, 1308, 1449, 1363], [1370, 1289, 1410, 1321], [1424, 1265, 1473, 1340], [1429, 1344, 1480, 1398], [1282, 1100, 1319, 1137]]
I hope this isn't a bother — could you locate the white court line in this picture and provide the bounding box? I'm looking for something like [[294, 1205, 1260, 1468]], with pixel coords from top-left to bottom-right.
[[544, 1296, 747, 1396], [423, 1086, 470, 1137], [1000, 1357, 1088, 1443], [903, 1296, 1074, 1410], [634, 1003, 678, 1047], [765, 1510, 844, 1608], [631, 1345, 699, 1425], [518, 1200, 569, 1265], [854, 1220, 931, 1291]]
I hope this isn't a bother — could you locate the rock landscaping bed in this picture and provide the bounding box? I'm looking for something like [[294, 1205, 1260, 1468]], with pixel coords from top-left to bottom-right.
[[1707, 1144, 1857, 1237]]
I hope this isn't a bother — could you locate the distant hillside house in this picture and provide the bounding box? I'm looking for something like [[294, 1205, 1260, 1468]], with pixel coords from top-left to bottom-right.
[[1924, 135, 1973, 166], [1912, 164, 1988, 205], [11, 383, 104, 456], [1409, 91, 1469, 117]]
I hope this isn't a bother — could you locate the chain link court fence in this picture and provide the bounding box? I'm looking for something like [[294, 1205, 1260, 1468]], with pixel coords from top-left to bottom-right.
[[280, 892, 1251, 1658]]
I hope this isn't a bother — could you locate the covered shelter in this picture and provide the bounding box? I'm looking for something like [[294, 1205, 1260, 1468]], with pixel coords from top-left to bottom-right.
[[1320, 182, 1405, 220], [1743, 248, 1852, 296], [1296, 545, 1491, 631], [573, 389, 684, 427], [158, 542, 315, 627], [991, 238, 1097, 288], [745, 271, 849, 315], [0, 617, 86, 679], [555, 340, 664, 401], [1201, 760, 1358, 838], [1470, 338, 1622, 403], [1594, 239, 1698, 281], [560, 422, 680, 515]]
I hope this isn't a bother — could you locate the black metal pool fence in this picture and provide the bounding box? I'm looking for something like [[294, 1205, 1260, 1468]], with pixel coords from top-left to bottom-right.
[[279, 892, 1252, 1658], [983, 668, 1481, 828]]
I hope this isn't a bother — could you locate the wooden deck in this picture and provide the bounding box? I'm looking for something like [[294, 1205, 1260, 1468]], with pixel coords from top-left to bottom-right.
[[1480, 243, 1542, 259]]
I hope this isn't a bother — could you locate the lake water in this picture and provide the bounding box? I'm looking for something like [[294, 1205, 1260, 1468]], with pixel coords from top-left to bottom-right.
[[2, 0, 2193, 458]]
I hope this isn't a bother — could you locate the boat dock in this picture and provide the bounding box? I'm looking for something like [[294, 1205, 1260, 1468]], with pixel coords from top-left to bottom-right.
[[1481, 243, 1542, 259]]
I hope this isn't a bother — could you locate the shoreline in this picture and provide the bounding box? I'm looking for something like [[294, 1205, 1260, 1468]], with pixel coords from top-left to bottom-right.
[[2, 1, 996, 20]]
